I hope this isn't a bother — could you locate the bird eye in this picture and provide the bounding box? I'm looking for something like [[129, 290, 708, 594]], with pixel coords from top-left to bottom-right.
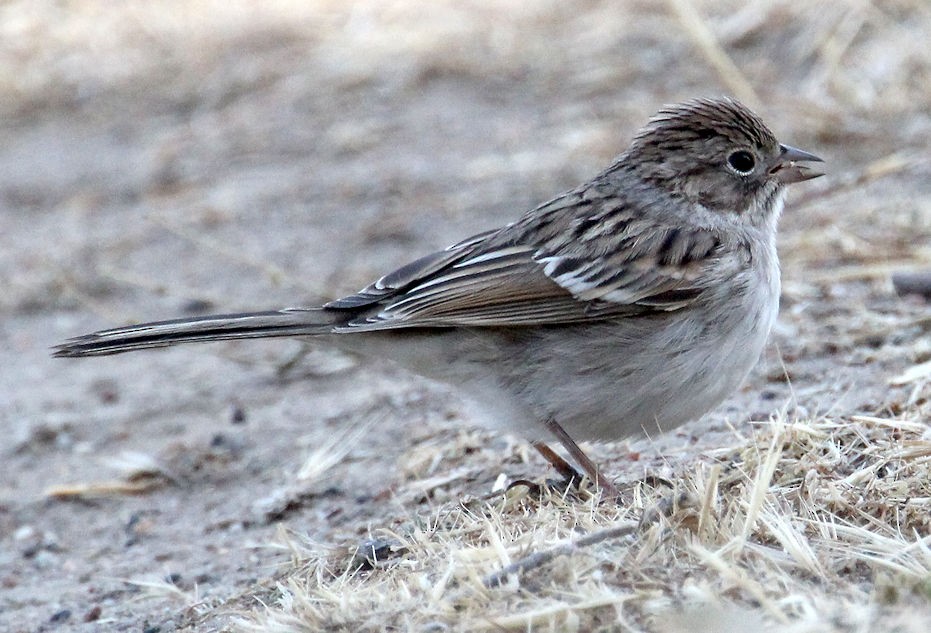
[[727, 150, 756, 175]]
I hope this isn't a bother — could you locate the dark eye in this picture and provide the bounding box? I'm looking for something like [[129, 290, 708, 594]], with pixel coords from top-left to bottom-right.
[[727, 150, 756, 175]]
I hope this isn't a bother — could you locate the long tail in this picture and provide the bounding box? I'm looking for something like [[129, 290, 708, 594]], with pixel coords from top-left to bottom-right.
[[53, 308, 339, 357]]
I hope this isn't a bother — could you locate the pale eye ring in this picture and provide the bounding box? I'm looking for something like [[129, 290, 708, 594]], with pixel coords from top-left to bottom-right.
[[727, 150, 756, 175]]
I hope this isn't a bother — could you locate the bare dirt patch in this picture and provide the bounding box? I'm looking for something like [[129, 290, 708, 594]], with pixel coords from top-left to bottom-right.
[[1, 1, 929, 631]]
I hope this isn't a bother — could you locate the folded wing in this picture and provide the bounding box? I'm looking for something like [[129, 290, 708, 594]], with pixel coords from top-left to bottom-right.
[[328, 193, 727, 331]]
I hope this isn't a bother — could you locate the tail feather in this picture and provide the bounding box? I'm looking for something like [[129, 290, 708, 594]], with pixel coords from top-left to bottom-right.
[[53, 308, 338, 357]]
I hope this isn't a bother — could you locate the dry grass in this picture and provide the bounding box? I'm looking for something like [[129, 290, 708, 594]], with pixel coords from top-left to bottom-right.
[[208, 2, 929, 629], [4, 0, 929, 630], [5, 0, 930, 123], [234, 414, 931, 632]]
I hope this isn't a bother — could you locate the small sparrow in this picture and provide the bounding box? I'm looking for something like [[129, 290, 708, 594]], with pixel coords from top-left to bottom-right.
[[55, 97, 823, 498]]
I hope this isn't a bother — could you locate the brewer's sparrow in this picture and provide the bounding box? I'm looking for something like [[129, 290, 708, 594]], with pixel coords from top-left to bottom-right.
[[55, 97, 823, 498]]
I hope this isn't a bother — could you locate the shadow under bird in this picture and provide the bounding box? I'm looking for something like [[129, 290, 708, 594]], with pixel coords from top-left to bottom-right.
[[55, 97, 823, 499]]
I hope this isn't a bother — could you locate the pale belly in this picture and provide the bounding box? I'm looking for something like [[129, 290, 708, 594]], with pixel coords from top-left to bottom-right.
[[334, 254, 780, 443]]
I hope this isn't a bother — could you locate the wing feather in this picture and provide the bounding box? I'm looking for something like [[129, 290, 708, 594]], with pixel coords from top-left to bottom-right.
[[328, 189, 726, 331], [536, 212, 722, 307]]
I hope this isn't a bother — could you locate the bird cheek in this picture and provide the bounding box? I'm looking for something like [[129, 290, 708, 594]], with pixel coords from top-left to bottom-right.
[[681, 175, 716, 206]]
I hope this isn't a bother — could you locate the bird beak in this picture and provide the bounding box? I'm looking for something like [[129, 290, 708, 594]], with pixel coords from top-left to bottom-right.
[[773, 144, 824, 184]]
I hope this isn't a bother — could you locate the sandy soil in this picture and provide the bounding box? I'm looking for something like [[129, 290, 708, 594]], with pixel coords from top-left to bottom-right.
[[1, 2, 929, 631]]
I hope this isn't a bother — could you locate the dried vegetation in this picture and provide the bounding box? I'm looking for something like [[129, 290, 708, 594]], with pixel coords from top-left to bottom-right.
[[2, 0, 929, 631]]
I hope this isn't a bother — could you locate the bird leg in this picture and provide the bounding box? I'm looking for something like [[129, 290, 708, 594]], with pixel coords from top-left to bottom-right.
[[531, 441, 584, 487], [535, 418, 620, 500]]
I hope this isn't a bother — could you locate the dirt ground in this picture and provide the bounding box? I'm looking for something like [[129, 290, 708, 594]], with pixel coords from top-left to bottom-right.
[[1, 1, 929, 631]]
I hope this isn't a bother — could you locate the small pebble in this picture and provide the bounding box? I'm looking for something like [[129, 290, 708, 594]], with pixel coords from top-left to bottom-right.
[[892, 270, 931, 299], [230, 405, 247, 424], [84, 605, 102, 622], [50, 609, 71, 623]]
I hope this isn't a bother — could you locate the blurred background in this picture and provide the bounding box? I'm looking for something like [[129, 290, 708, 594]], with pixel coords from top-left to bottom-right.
[[1, 1, 928, 630]]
